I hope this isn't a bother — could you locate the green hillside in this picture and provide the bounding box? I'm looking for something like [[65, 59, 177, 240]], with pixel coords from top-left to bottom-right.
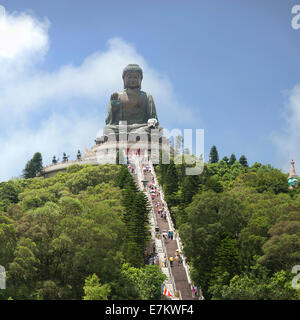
[[156, 154, 300, 300], [0, 164, 165, 300], [1, 152, 300, 300]]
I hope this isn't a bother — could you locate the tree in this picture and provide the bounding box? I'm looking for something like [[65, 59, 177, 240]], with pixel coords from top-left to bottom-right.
[[239, 155, 249, 167], [120, 264, 167, 300], [0, 163, 169, 300], [125, 192, 150, 267], [180, 191, 247, 297], [205, 176, 223, 193], [181, 174, 200, 206], [83, 274, 111, 300], [258, 220, 300, 272], [164, 160, 178, 195], [209, 264, 297, 300], [229, 154, 236, 166], [209, 236, 241, 284], [222, 156, 229, 165], [23, 152, 43, 179], [0, 181, 21, 205], [209, 145, 219, 164]]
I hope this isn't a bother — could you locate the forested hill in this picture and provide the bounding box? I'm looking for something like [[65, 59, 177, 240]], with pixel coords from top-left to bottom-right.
[[1, 154, 300, 300], [0, 164, 166, 300], [155, 154, 300, 300]]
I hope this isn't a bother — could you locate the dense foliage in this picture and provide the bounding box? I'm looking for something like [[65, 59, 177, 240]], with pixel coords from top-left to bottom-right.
[[0, 164, 164, 300], [155, 150, 300, 300]]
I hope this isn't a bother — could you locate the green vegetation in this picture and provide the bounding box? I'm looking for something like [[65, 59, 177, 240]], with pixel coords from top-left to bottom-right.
[[23, 152, 43, 179], [155, 147, 300, 300], [2, 145, 300, 300], [209, 145, 219, 164], [0, 164, 165, 300]]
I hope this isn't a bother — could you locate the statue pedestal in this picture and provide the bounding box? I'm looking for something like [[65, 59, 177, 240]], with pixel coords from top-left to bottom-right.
[[85, 134, 171, 165]]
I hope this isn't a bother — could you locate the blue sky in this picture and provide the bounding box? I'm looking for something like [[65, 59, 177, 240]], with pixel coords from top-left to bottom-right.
[[0, 0, 300, 180]]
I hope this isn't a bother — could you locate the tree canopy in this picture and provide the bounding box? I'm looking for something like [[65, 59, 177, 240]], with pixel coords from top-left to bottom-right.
[[155, 153, 300, 300], [0, 164, 165, 300]]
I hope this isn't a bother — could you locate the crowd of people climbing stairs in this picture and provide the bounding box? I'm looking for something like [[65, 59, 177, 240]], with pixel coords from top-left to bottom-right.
[[126, 157, 202, 300]]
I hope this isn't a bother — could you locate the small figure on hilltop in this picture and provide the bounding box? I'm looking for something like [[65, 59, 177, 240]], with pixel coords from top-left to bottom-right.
[[62, 153, 69, 163], [77, 150, 82, 161], [288, 160, 298, 189]]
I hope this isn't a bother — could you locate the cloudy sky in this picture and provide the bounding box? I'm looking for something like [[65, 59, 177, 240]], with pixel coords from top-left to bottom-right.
[[0, 0, 300, 181]]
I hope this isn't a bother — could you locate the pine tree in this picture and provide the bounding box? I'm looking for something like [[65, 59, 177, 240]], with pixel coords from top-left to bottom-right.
[[210, 237, 241, 280], [182, 175, 200, 205], [118, 165, 149, 267], [209, 145, 219, 163], [158, 150, 169, 186], [23, 152, 43, 178], [124, 191, 150, 267], [117, 165, 138, 192], [222, 156, 229, 164], [239, 155, 249, 167], [164, 160, 178, 195], [229, 154, 237, 166], [131, 192, 150, 251]]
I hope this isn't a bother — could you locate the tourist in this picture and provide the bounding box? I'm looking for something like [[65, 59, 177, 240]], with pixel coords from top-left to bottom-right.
[[163, 233, 168, 242], [169, 256, 173, 267], [175, 255, 179, 266], [192, 286, 195, 298], [194, 286, 198, 298], [170, 231, 174, 240], [179, 254, 183, 265], [164, 256, 167, 267]]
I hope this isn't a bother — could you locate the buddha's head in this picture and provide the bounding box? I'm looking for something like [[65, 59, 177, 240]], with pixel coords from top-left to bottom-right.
[[122, 64, 143, 89]]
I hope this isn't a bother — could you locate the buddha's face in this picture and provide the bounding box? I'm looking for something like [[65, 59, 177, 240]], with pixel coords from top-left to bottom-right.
[[124, 71, 142, 89]]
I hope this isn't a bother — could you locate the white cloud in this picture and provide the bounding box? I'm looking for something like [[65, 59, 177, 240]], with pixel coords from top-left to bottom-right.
[[0, 6, 49, 59], [0, 6, 197, 181], [272, 84, 300, 173]]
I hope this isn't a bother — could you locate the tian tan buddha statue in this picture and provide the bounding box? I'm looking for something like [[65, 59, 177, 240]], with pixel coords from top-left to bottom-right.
[[103, 64, 161, 138]]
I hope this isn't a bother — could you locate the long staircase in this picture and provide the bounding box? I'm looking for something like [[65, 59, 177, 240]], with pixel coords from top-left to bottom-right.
[[127, 154, 204, 300]]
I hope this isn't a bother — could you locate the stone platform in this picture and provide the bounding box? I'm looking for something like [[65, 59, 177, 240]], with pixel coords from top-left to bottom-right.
[[42, 137, 171, 178]]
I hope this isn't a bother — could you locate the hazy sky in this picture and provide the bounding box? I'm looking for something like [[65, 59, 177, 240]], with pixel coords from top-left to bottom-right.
[[0, 0, 300, 181]]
